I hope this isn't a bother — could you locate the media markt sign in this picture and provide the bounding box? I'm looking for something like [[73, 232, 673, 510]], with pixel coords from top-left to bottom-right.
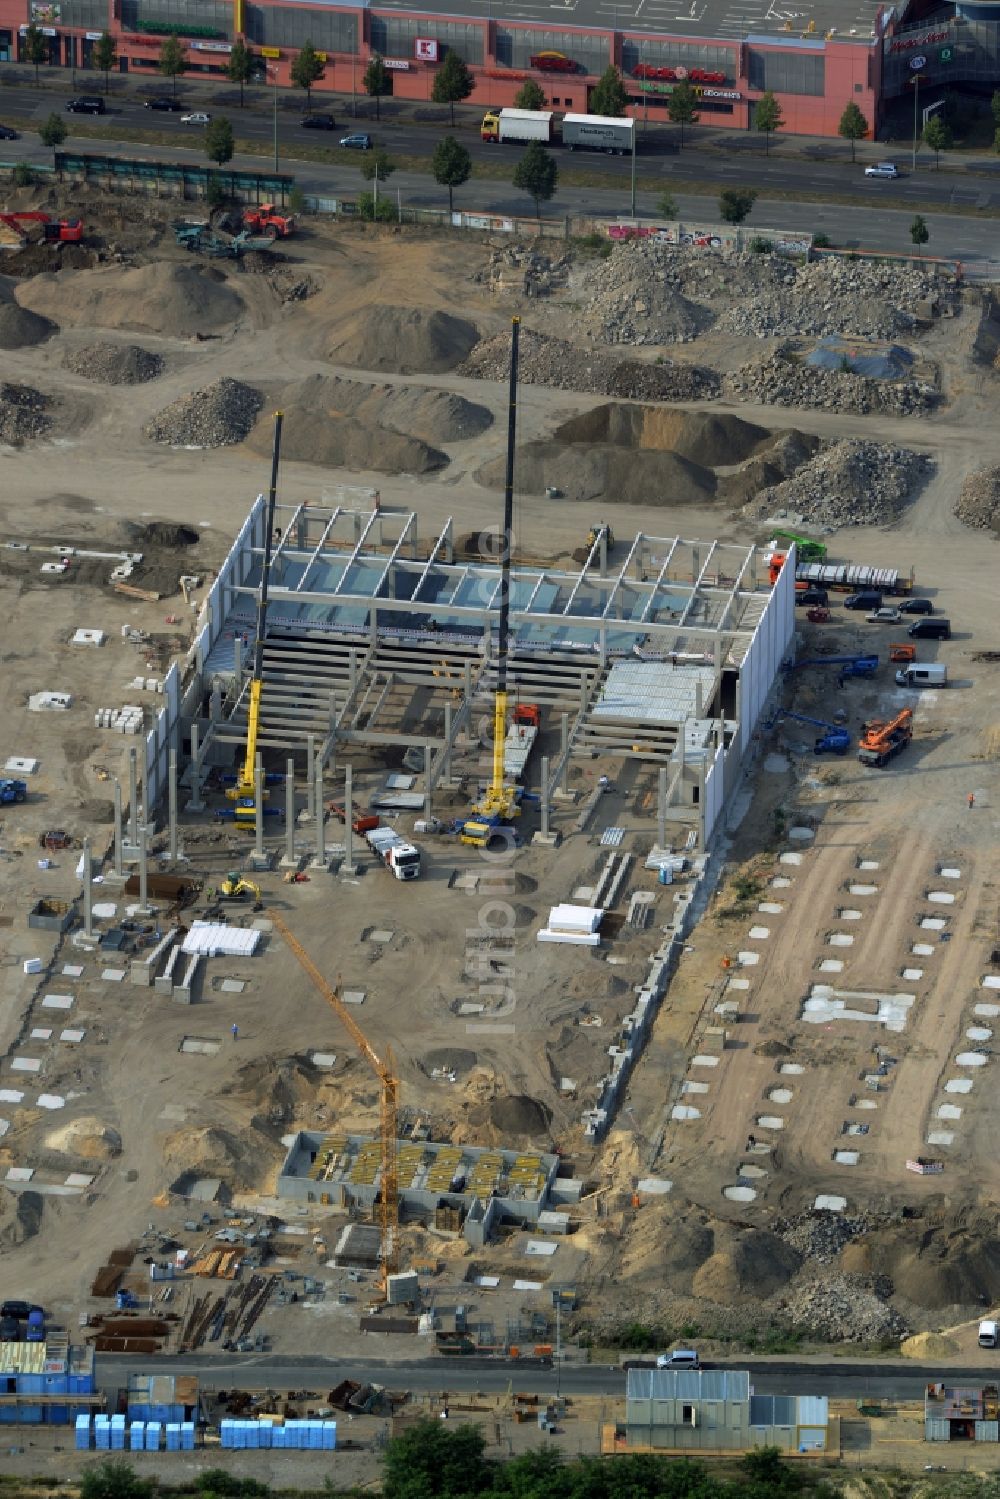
[[938, 44, 954, 62]]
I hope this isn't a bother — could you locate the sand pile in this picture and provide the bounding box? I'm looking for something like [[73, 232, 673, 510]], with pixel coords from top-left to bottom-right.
[[955, 466, 1000, 533], [0, 382, 50, 445], [692, 1230, 802, 1301], [244, 374, 467, 473], [557, 406, 778, 467], [325, 305, 479, 374], [0, 275, 56, 349], [144, 377, 262, 447], [164, 1125, 262, 1190], [901, 1330, 959, 1360], [63, 342, 164, 385], [17, 261, 243, 337], [891, 1237, 1000, 1310], [46, 1116, 122, 1160]]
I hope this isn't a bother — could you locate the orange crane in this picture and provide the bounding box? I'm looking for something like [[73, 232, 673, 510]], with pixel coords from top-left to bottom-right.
[[269, 911, 399, 1288], [858, 708, 913, 768]]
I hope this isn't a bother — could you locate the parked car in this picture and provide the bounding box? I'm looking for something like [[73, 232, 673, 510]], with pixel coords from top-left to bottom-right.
[[866, 607, 901, 624], [0, 124, 19, 140], [66, 97, 105, 115], [25, 1310, 44, 1343], [845, 590, 882, 611], [656, 1348, 700, 1370], [796, 586, 828, 607], [145, 97, 182, 112], [302, 113, 336, 130], [0, 1300, 30, 1320], [909, 617, 951, 640], [900, 597, 933, 615], [0, 1317, 20, 1342], [865, 161, 899, 178], [180, 112, 211, 125], [339, 133, 372, 150]]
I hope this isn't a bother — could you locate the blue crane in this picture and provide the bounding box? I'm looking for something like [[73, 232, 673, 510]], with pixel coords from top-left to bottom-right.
[[767, 709, 851, 756], [788, 654, 878, 684]]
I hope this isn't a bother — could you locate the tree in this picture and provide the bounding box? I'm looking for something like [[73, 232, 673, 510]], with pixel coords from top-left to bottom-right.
[[590, 64, 628, 118], [754, 89, 784, 155], [513, 79, 546, 111], [837, 100, 868, 162], [79, 1459, 154, 1499], [205, 116, 234, 166], [360, 146, 395, 210], [910, 213, 929, 245], [922, 113, 952, 169], [992, 90, 1000, 129], [382, 1420, 490, 1499], [93, 31, 117, 97], [39, 111, 67, 147], [226, 39, 253, 108], [657, 189, 677, 219], [719, 187, 757, 223], [363, 54, 392, 121], [432, 134, 471, 213], [23, 23, 49, 86], [512, 138, 557, 219], [290, 41, 325, 112], [158, 35, 186, 97], [431, 50, 474, 127], [667, 79, 700, 146]]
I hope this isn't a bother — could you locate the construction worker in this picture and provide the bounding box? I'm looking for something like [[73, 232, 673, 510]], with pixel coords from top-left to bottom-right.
[[968, 792, 976, 810], [231, 1022, 239, 1041]]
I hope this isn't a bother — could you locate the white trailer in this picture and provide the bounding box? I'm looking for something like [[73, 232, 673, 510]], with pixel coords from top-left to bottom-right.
[[561, 113, 634, 154], [481, 108, 555, 144], [366, 826, 421, 880]]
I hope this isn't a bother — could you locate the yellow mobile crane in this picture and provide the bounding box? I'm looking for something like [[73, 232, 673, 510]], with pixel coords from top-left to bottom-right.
[[227, 411, 284, 823], [269, 911, 400, 1289], [460, 319, 523, 849]]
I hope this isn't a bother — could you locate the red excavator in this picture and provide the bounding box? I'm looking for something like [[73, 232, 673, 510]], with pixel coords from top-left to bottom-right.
[[858, 708, 912, 768], [0, 211, 83, 246], [242, 203, 295, 239]]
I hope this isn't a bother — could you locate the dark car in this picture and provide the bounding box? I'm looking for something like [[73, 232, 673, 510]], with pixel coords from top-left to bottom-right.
[[908, 617, 951, 640], [302, 112, 336, 129], [900, 597, 933, 615], [0, 1300, 30, 1320], [844, 590, 882, 611], [339, 133, 372, 150], [145, 97, 182, 112], [0, 124, 19, 141], [0, 1317, 20, 1343], [66, 96, 105, 115], [796, 586, 828, 607]]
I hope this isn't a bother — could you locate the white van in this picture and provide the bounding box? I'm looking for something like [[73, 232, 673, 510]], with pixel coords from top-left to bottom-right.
[[895, 663, 948, 688], [979, 1319, 998, 1349]]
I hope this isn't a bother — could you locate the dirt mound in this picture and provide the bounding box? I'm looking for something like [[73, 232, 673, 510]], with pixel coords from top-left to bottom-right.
[[489, 1094, 552, 1140], [45, 1116, 121, 1160], [955, 466, 1000, 533], [477, 441, 716, 506], [0, 1190, 43, 1249], [163, 1125, 260, 1189], [890, 1235, 1000, 1310], [0, 382, 50, 445], [0, 278, 56, 349], [555, 405, 776, 467], [144, 522, 199, 547], [63, 341, 164, 386], [143, 377, 262, 448], [326, 305, 479, 374], [692, 1229, 801, 1301], [244, 374, 455, 474], [901, 1330, 959, 1360], [17, 261, 243, 337], [424, 1048, 478, 1075]]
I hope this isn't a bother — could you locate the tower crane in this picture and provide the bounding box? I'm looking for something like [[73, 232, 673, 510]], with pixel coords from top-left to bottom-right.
[[269, 911, 399, 1288]]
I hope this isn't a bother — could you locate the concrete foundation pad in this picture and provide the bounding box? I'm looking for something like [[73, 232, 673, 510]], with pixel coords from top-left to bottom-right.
[[921, 918, 947, 930], [975, 1003, 1000, 1017], [671, 1105, 701, 1121], [857, 860, 879, 871], [819, 959, 844, 972], [928, 890, 956, 904], [982, 976, 1000, 990], [945, 1078, 973, 1093], [839, 909, 863, 921], [814, 1194, 847, 1212], [748, 926, 770, 940], [834, 1150, 860, 1165], [779, 852, 803, 866], [940, 868, 962, 879], [902, 968, 924, 980], [956, 1051, 988, 1066], [854, 1098, 878, 1110], [927, 1130, 955, 1146], [848, 884, 878, 896], [11, 1059, 41, 1073], [681, 1080, 709, 1094], [757, 902, 783, 915], [727, 977, 751, 991], [828, 933, 854, 947], [724, 1185, 757, 1201], [912, 944, 935, 956], [692, 1054, 720, 1067], [36, 1094, 64, 1109], [369, 930, 395, 944], [770, 877, 793, 889], [737, 951, 760, 966], [532, 832, 561, 847], [343, 990, 366, 1005], [767, 1087, 793, 1104], [755, 1115, 784, 1130], [780, 1063, 805, 1075], [637, 1177, 672, 1195], [937, 1103, 962, 1119], [967, 1026, 993, 1040]]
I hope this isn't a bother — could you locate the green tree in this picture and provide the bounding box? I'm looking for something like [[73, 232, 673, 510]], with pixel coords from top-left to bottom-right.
[[13, 161, 33, 187], [431, 50, 475, 126], [360, 146, 395, 185], [382, 1420, 490, 1499], [226, 38, 253, 108], [512, 137, 558, 219], [910, 213, 929, 245], [590, 63, 628, 117], [432, 134, 471, 213], [205, 173, 226, 209], [205, 116, 234, 166], [93, 30, 117, 96], [837, 100, 868, 162], [363, 54, 392, 121], [290, 41, 325, 112], [23, 23, 49, 86], [39, 111, 67, 147], [992, 89, 1000, 128], [995, 126, 1000, 155], [667, 79, 700, 145], [657, 189, 678, 219], [79, 1459, 154, 1499], [922, 113, 952, 168], [754, 89, 784, 155], [513, 79, 546, 111], [158, 34, 186, 97], [719, 187, 757, 223]]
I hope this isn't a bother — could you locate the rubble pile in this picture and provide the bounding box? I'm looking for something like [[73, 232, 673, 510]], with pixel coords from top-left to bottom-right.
[[725, 352, 937, 416], [476, 244, 571, 299], [63, 342, 164, 385], [716, 257, 954, 338], [143, 377, 262, 448], [777, 1211, 875, 1264], [783, 1274, 908, 1343], [458, 327, 720, 401], [954, 465, 1000, 533], [572, 239, 714, 344], [0, 381, 51, 445], [746, 439, 933, 527]]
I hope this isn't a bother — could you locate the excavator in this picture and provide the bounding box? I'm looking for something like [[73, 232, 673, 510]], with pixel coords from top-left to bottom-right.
[[227, 412, 283, 824], [858, 708, 913, 768], [587, 522, 615, 551], [218, 871, 262, 907], [767, 708, 850, 756]]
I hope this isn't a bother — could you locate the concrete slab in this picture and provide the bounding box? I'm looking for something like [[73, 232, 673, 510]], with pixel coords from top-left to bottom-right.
[[945, 1078, 974, 1093], [64, 1173, 95, 1187], [748, 926, 770, 939], [928, 891, 956, 904], [912, 944, 935, 956], [814, 1195, 847, 1211], [29, 1028, 52, 1041], [854, 1098, 878, 1110], [671, 1105, 701, 1120], [780, 1063, 805, 1075], [6, 1167, 33, 1182], [93, 903, 117, 920], [0, 1089, 24, 1104], [819, 959, 844, 972], [975, 1003, 1000, 1017], [41, 994, 73, 1010], [828, 933, 855, 947], [60, 1029, 84, 1043], [737, 951, 760, 966], [755, 1115, 784, 1129], [757, 902, 784, 915], [11, 1058, 41, 1073], [179, 1037, 221, 1056], [220, 980, 246, 994], [848, 884, 878, 896], [36, 1094, 65, 1109], [0, 1121, 7, 1138], [343, 990, 366, 1005], [62, 965, 83, 978], [834, 1151, 860, 1165], [637, 1177, 673, 1195], [767, 1087, 793, 1104], [838, 909, 863, 921], [956, 1051, 988, 1066], [982, 976, 1000, 990], [921, 918, 947, 930], [369, 930, 395, 944], [726, 977, 751, 991], [967, 1026, 993, 1041], [857, 860, 879, 870], [524, 1240, 558, 1257], [803, 985, 915, 1032], [779, 852, 803, 866], [101, 969, 126, 982], [311, 1051, 337, 1068], [927, 1130, 954, 1146], [691, 1054, 720, 1067], [902, 968, 924, 981], [681, 1080, 710, 1094], [939, 868, 962, 879], [724, 1185, 757, 1201], [937, 1103, 962, 1119], [770, 877, 793, 889]]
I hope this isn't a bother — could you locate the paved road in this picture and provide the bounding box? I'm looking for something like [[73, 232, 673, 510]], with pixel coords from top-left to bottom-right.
[[93, 1352, 993, 1401]]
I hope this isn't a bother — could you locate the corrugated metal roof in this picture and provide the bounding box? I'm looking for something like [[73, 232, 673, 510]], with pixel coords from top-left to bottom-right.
[[797, 1395, 829, 1427], [0, 1343, 47, 1375], [626, 1368, 751, 1401]]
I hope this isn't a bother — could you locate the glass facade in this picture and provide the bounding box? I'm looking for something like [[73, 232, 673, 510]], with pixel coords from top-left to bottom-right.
[[747, 46, 825, 95], [370, 15, 482, 63]]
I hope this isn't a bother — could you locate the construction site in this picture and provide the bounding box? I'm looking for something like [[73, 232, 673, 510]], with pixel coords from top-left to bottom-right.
[[1, 176, 1000, 1411]]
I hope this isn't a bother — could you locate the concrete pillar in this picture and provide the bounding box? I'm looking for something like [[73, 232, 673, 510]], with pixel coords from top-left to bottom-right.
[[691, 546, 699, 583], [167, 750, 178, 864], [128, 747, 139, 847], [658, 765, 667, 852], [349, 652, 358, 704], [282, 757, 296, 867], [138, 826, 149, 913], [443, 702, 453, 783], [540, 755, 550, 838], [233, 637, 243, 694], [697, 760, 707, 851], [306, 734, 316, 823], [424, 742, 432, 819], [82, 836, 93, 939], [598, 529, 608, 577], [254, 761, 264, 860], [113, 779, 124, 877], [343, 763, 357, 874], [559, 713, 569, 791], [312, 761, 327, 869], [695, 681, 704, 719], [187, 724, 205, 812], [464, 661, 472, 705]]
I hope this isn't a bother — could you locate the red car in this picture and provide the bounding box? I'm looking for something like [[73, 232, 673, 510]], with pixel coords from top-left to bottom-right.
[[530, 52, 577, 72]]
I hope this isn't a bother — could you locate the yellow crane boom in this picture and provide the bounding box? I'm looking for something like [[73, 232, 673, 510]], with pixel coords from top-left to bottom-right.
[[269, 911, 399, 1286]]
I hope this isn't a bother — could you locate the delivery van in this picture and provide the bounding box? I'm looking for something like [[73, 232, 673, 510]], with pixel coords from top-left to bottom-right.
[[894, 663, 948, 688], [979, 1319, 998, 1348]]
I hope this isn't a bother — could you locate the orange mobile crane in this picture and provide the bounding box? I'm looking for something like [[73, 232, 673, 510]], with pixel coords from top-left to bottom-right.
[[858, 708, 913, 768], [269, 911, 399, 1288]]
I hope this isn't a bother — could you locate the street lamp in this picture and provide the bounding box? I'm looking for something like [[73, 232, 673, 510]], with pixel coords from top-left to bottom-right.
[[267, 63, 278, 175], [908, 59, 925, 171]]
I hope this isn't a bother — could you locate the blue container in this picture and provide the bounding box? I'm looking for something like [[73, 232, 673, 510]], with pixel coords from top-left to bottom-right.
[[45, 1374, 68, 1396], [111, 1414, 126, 1430], [95, 1428, 110, 1450], [220, 1419, 234, 1449], [19, 1375, 44, 1394], [257, 1422, 272, 1450], [323, 1421, 337, 1450], [181, 1422, 195, 1451], [75, 1415, 91, 1450], [71, 1373, 94, 1395], [145, 1421, 161, 1451], [129, 1422, 145, 1450], [310, 1421, 323, 1450], [128, 1403, 149, 1422], [270, 1424, 285, 1449], [165, 1423, 181, 1451], [49, 1406, 70, 1424]]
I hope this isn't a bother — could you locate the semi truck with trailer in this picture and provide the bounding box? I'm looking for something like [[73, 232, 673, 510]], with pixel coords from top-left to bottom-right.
[[481, 109, 554, 144], [561, 113, 634, 154], [366, 826, 421, 880]]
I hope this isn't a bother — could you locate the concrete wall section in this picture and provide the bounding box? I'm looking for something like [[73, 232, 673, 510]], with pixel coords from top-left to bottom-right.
[[737, 546, 795, 761]]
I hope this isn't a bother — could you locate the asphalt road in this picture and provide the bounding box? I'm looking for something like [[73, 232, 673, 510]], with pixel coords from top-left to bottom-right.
[[93, 1352, 994, 1401]]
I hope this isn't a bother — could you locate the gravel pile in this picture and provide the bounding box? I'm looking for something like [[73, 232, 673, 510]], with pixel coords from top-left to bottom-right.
[[0, 382, 50, 445], [783, 1274, 908, 1344], [716, 257, 953, 339], [746, 439, 933, 527], [458, 327, 719, 401], [725, 352, 937, 416], [954, 465, 1000, 533], [573, 239, 714, 344], [777, 1211, 875, 1264], [143, 377, 262, 448], [63, 342, 164, 386]]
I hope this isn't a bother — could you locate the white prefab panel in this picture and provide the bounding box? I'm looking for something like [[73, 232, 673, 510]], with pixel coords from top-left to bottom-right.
[[181, 923, 262, 957]]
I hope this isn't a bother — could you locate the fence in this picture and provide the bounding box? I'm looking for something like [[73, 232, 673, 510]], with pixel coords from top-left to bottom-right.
[[305, 193, 570, 238]]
